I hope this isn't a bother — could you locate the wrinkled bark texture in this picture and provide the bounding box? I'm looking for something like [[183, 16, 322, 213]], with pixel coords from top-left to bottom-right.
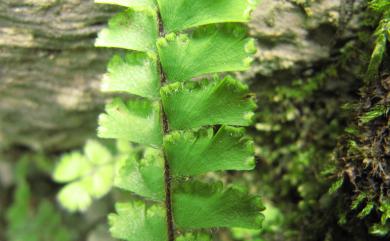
[[0, 0, 357, 151], [0, 0, 117, 151]]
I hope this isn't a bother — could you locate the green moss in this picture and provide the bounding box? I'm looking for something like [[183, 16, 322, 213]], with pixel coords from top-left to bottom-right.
[[251, 1, 390, 240], [327, 1, 390, 239]]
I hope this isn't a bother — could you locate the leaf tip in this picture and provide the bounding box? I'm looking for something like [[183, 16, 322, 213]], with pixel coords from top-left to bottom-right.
[[157, 37, 168, 48], [245, 39, 257, 54]]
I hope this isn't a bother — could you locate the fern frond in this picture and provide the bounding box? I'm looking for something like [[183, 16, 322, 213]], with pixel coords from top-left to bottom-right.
[[109, 202, 167, 241], [98, 98, 162, 146], [115, 148, 165, 200], [95, 0, 263, 239], [157, 0, 259, 32], [173, 181, 264, 229], [165, 126, 255, 176], [102, 53, 159, 98], [53, 140, 115, 212], [95, 9, 158, 52], [158, 25, 256, 82], [161, 76, 256, 129]]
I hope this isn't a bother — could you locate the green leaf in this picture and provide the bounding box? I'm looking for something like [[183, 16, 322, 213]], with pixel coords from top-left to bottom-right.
[[84, 139, 113, 165], [7, 201, 73, 241], [173, 181, 264, 229], [115, 148, 165, 200], [33, 201, 73, 241], [370, 223, 390, 237], [53, 140, 115, 212], [7, 160, 72, 241], [6, 159, 30, 231], [165, 126, 255, 176], [351, 193, 367, 210], [369, 0, 390, 11], [158, 25, 256, 82], [57, 183, 93, 212], [161, 76, 256, 129], [254, 202, 284, 233], [95, 0, 156, 8], [157, 0, 259, 32], [366, 32, 387, 81], [109, 202, 167, 241], [95, 9, 157, 52], [328, 177, 344, 194], [53, 152, 89, 182], [358, 202, 375, 218], [176, 233, 212, 241], [379, 198, 390, 224], [232, 227, 262, 240], [33, 200, 74, 241], [101, 53, 159, 98], [98, 98, 162, 147]]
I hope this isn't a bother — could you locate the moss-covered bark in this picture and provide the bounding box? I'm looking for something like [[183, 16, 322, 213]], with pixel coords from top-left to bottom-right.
[[249, 1, 389, 240]]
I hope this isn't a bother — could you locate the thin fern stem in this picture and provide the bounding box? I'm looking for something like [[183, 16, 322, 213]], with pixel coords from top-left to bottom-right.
[[157, 9, 175, 241]]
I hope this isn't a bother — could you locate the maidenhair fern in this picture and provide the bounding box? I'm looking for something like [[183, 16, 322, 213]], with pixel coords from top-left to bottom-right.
[[53, 140, 119, 212], [95, 0, 263, 240]]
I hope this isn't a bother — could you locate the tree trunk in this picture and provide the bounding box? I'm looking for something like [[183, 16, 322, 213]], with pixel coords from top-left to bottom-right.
[[0, 0, 117, 151]]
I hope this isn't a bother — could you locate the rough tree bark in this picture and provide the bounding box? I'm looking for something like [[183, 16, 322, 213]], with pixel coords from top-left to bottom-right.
[[0, 0, 358, 152], [0, 0, 117, 151]]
